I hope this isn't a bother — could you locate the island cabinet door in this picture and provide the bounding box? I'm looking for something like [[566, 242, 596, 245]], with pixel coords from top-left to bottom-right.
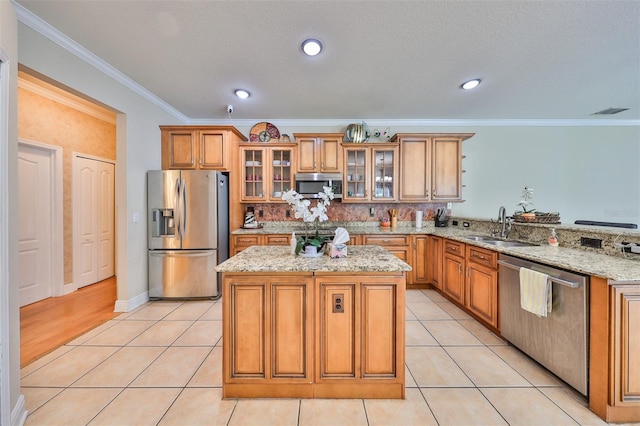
[[271, 281, 313, 379], [317, 282, 357, 378], [315, 276, 404, 382], [361, 283, 399, 377], [227, 281, 267, 378], [224, 275, 313, 383]]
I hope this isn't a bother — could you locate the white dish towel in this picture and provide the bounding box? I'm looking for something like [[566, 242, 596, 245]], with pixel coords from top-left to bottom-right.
[[519, 267, 552, 317]]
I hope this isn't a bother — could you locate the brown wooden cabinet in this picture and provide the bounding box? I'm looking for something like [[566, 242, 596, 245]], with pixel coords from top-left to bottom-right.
[[223, 272, 405, 399], [224, 274, 314, 398], [231, 234, 290, 255], [294, 133, 343, 173], [411, 235, 429, 286], [239, 144, 296, 202], [160, 125, 246, 170], [231, 235, 260, 256], [442, 240, 466, 304], [465, 245, 498, 328], [393, 133, 473, 202], [591, 277, 640, 422], [314, 275, 404, 396], [362, 235, 410, 263], [342, 143, 398, 202], [426, 236, 443, 290]]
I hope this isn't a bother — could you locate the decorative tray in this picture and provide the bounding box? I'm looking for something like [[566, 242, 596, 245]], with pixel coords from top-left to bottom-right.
[[513, 212, 561, 224], [241, 224, 264, 229]]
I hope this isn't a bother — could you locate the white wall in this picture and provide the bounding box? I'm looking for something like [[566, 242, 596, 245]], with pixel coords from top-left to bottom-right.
[[17, 24, 183, 308], [455, 126, 640, 224]]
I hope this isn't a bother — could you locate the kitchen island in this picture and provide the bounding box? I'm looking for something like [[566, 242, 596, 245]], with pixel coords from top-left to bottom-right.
[[215, 245, 411, 399]]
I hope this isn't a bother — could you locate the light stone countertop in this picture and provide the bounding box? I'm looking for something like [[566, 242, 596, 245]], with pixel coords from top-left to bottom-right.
[[231, 225, 640, 282], [216, 245, 412, 274]]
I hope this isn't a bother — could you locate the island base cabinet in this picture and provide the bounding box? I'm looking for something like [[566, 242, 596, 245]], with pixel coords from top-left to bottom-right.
[[590, 277, 640, 422], [315, 276, 405, 399], [223, 272, 405, 399], [223, 275, 314, 399]]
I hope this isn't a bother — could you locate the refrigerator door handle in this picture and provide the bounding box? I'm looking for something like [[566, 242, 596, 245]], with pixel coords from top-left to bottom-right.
[[174, 177, 182, 240], [181, 177, 187, 236]]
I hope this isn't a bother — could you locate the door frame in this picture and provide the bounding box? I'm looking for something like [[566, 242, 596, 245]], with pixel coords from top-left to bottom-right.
[[72, 152, 115, 292], [0, 48, 11, 426], [18, 139, 64, 298]]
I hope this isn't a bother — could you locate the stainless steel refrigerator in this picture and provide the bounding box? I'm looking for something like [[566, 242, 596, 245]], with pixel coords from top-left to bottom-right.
[[147, 170, 228, 299]]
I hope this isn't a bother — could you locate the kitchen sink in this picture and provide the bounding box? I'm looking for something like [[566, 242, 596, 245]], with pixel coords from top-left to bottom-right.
[[462, 235, 536, 247]]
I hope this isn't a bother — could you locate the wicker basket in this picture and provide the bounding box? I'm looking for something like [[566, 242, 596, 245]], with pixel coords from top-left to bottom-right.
[[513, 212, 560, 224]]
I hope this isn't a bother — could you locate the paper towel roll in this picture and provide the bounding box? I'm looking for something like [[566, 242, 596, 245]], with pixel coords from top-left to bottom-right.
[[416, 211, 423, 228]]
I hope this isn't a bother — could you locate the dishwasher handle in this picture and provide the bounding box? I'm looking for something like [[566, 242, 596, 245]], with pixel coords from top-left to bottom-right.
[[497, 260, 581, 289]]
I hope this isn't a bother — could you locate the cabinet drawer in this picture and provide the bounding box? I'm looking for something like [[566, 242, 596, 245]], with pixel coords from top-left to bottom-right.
[[233, 235, 260, 247], [444, 240, 465, 257], [467, 246, 497, 268], [265, 235, 290, 245], [363, 235, 409, 246]]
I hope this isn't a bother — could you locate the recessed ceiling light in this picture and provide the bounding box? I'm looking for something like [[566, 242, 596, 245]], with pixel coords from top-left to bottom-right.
[[461, 79, 481, 90], [234, 89, 250, 99], [301, 38, 323, 56]]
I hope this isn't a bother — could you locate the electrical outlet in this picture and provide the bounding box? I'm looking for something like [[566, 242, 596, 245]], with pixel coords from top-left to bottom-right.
[[369, 207, 375, 217], [581, 237, 602, 249], [258, 210, 263, 217], [452, 220, 459, 226], [463, 221, 470, 228], [332, 294, 344, 313], [285, 210, 290, 218]]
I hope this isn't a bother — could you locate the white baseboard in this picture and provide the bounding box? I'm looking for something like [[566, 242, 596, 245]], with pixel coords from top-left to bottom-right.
[[114, 291, 149, 313], [11, 393, 27, 426]]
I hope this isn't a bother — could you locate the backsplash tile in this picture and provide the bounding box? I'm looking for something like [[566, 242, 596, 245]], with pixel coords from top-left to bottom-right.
[[246, 202, 448, 223]]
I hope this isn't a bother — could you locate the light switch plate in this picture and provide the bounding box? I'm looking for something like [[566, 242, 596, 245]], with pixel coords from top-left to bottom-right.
[[132, 212, 140, 223]]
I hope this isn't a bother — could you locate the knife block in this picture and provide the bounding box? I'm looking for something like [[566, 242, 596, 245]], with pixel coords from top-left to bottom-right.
[[434, 218, 449, 227]]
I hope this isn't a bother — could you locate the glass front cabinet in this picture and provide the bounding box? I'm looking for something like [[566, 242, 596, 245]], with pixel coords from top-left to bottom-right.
[[240, 145, 295, 202], [343, 143, 398, 202]]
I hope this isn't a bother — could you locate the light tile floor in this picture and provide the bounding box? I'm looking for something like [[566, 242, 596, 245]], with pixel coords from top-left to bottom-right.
[[21, 289, 615, 425]]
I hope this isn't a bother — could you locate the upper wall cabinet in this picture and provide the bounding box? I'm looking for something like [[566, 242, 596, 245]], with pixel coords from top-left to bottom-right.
[[294, 133, 343, 173], [392, 133, 474, 202], [342, 142, 398, 202], [161, 125, 247, 171]]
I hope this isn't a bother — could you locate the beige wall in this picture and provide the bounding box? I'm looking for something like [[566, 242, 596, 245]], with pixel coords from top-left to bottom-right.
[[17, 80, 116, 284]]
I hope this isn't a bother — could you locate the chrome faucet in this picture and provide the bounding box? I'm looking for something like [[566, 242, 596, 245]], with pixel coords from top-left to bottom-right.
[[497, 206, 511, 238]]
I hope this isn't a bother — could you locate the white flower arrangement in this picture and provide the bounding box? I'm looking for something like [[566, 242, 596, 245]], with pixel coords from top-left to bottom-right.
[[282, 186, 334, 254], [517, 186, 535, 214]]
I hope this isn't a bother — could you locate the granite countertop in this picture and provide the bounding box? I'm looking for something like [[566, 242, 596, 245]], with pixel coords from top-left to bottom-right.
[[216, 245, 412, 274], [433, 228, 640, 282], [231, 225, 640, 282]]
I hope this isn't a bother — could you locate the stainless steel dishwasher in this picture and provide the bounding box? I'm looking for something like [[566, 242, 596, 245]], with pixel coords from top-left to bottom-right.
[[498, 254, 589, 396]]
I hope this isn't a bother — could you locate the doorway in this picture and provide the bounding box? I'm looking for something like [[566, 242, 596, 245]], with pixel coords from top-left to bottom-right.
[[17, 141, 63, 307]]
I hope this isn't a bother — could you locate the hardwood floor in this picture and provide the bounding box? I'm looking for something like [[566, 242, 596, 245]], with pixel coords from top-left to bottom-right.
[[20, 277, 119, 367]]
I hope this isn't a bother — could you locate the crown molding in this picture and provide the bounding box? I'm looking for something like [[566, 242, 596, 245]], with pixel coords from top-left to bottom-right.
[[19, 75, 117, 124], [13, 1, 189, 123], [189, 118, 640, 127]]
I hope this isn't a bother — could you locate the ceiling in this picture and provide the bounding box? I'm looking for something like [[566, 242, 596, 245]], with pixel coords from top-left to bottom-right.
[[14, 0, 640, 123]]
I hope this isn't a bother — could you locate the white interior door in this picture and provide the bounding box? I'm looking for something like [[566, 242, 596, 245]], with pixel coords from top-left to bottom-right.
[[18, 144, 53, 306], [74, 155, 115, 288], [97, 161, 115, 280]]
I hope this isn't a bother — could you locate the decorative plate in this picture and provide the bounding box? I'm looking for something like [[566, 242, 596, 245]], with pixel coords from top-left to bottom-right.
[[250, 122, 280, 142]]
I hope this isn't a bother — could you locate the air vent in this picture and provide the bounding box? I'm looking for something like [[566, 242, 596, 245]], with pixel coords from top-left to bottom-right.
[[592, 107, 630, 115]]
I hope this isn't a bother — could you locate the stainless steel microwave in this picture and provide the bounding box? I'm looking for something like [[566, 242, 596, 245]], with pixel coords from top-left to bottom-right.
[[295, 173, 343, 199]]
